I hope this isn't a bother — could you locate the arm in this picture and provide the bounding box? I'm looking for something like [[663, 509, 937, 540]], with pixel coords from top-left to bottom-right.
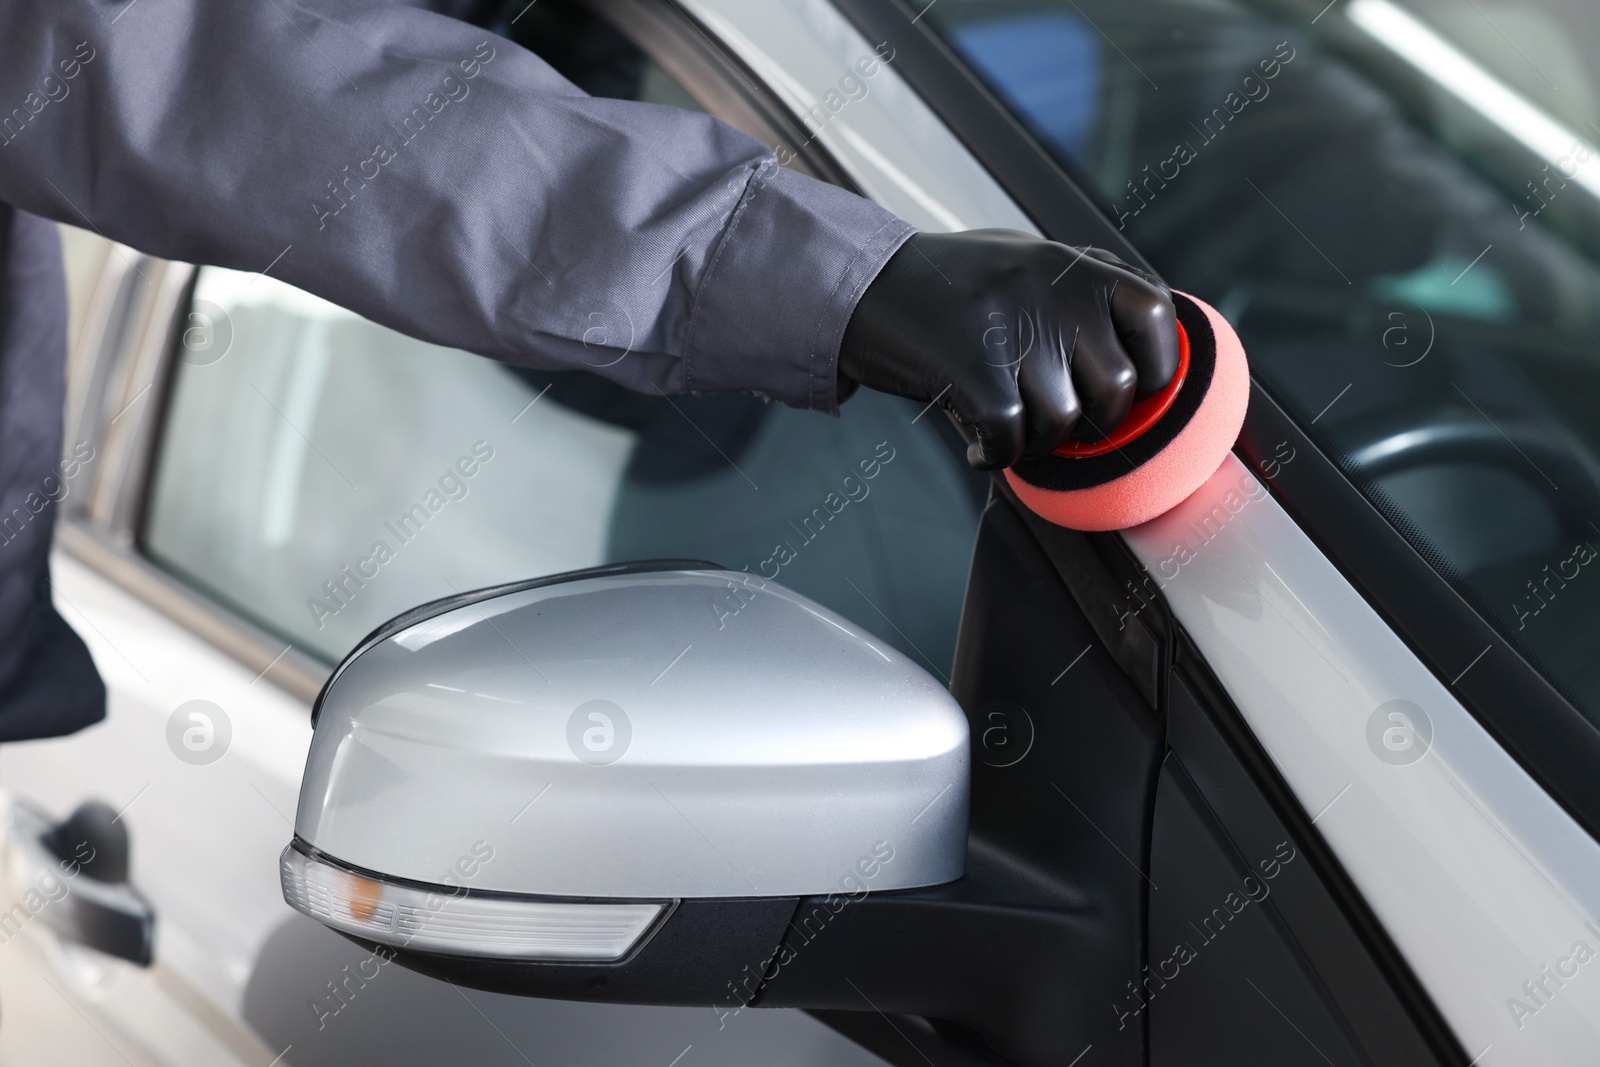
[[0, 0, 910, 411]]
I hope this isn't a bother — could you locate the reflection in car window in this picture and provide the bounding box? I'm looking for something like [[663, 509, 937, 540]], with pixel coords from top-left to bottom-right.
[[145, 269, 981, 672], [929, 0, 1600, 722]]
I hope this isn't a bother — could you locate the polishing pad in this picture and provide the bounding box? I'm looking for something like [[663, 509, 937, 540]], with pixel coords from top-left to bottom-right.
[[1005, 291, 1248, 531]]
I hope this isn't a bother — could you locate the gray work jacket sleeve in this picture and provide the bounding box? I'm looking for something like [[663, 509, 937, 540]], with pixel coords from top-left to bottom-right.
[[0, 0, 915, 412]]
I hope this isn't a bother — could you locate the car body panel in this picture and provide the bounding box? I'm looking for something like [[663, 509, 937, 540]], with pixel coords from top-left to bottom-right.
[[680, 0, 1038, 235], [1127, 454, 1600, 1059], [2, 549, 306, 1064]]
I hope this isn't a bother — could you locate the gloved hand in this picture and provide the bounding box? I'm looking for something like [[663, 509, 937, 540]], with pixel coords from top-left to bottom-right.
[[839, 229, 1181, 470]]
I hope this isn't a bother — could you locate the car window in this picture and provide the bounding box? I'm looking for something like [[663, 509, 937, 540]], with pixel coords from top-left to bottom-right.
[[141, 38, 984, 675], [926, 0, 1600, 725]]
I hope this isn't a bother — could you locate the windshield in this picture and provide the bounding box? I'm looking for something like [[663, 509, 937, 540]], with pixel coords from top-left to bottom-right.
[[926, 0, 1600, 726]]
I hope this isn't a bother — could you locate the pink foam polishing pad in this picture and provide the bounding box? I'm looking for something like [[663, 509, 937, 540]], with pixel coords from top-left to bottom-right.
[[1004, 291, 1249, 532]]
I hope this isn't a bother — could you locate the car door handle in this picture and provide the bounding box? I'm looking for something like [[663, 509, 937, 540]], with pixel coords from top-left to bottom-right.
[[6, 799, 155, 966]]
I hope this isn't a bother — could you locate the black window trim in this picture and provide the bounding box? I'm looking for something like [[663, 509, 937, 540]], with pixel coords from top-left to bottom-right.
[[1167, 623, 1471, 1065]]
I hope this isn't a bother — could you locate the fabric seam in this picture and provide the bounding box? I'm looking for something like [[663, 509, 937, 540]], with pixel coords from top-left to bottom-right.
[[805, 215, 915, 411], [681, 158, 771, 395]]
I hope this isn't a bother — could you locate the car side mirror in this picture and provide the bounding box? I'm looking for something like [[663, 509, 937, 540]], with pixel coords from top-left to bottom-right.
[[282, 562, 968, 1005]]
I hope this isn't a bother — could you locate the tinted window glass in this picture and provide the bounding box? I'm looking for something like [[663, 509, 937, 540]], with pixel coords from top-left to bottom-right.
[[145, 280, 979, 670], [929, 0, 1600, 723], [144, 268, 631, 661]]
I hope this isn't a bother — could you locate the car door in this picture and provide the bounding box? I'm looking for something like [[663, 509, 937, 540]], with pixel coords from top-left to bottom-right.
[[6, 2, 1407, 1067], [0, 3, 983, 1065], [833, 0, 1600, 1062], [20, 0, 1594, 1065]]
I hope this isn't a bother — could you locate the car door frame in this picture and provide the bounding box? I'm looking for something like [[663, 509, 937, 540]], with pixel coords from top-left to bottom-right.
[[61, 250, 329, 704], [814, 0, 1600, 1061], [831, 0, 1600, 848]]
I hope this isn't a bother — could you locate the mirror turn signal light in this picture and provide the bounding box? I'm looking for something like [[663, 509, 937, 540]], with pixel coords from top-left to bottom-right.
[[280, 843, 666, 962]]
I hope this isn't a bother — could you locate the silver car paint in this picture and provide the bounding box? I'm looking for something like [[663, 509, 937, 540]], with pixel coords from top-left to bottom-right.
[[680, 0, 1040, 237], [297, 570, 969, 898], [1126, 455, 1600, 1061]]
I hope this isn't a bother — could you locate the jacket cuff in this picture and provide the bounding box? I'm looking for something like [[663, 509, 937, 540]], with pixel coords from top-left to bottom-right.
[[683, 162, 915, 413]]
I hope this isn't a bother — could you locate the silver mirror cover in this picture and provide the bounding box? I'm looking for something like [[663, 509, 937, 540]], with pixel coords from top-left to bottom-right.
[[294, 565, 968, 900]]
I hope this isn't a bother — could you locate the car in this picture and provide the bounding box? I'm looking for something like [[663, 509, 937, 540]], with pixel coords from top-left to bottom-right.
[[5, 0, 1600, 1063]]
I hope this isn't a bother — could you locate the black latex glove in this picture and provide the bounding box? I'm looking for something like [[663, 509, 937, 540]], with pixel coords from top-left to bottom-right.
[[838, 229, 1180, 470]]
